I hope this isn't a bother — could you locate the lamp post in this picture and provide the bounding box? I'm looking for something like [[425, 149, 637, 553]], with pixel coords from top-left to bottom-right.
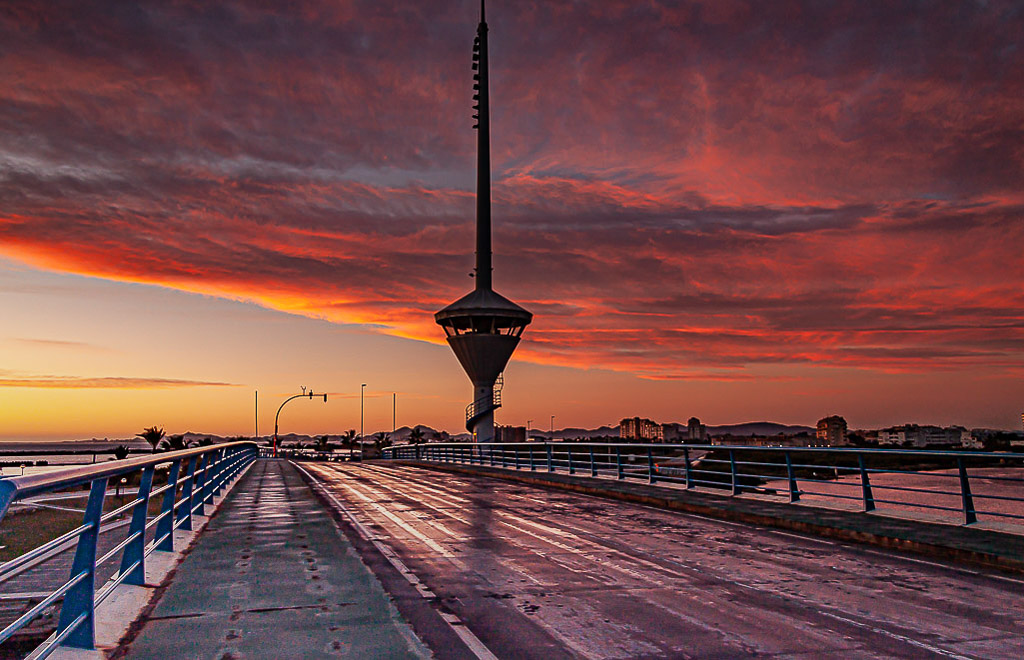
[[550, 415, 555, 435], [526, 419, 532, 441], [274, 387, 328, 458], [360, 384, 367, 442]]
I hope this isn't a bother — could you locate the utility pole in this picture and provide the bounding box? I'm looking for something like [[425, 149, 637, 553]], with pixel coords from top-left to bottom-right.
[[274, 387, 327, 457], [360, 384, 367, 440]]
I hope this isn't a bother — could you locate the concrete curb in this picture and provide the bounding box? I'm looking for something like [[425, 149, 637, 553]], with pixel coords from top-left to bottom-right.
[[29, 460, 256, 660], [391, 459, 1024, 575]]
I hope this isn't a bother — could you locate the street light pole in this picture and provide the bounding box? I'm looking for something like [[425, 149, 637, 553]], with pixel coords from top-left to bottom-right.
[[274, 387, 328, 458], [360, 384, 367, 441], [392, 392, 396, 435], [550, 415, 555, 435], [527, 419, 532, 440]]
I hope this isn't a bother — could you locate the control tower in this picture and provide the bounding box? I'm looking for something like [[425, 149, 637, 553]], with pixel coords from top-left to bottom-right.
[[435, 1, 532, 443]]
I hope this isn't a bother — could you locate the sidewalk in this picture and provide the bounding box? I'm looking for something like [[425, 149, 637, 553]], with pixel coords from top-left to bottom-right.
[[395, 460, 1024, 574], [120, 460, 428, 659]]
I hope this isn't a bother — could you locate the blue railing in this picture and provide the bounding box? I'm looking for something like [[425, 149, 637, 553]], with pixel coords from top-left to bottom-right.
[[383, 442, 1024, 528], [0, 442, 257, 656]]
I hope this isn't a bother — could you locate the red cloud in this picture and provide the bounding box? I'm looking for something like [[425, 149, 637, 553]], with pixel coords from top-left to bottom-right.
[[1, 0, 1022, 380]]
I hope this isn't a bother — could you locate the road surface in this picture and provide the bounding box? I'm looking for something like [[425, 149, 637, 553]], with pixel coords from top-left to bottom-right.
[[300, 461, 1024, 660]]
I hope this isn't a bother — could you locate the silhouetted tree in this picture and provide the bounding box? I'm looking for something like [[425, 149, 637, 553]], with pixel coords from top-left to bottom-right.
[[316, 435, 331, 452], [198, 437, 215, 447], [374, 431, 391, 449], [160, 434, 189, 452], [409, 427, 425, 443], [113, 445, 130, 460], [137, 426, 165, 453], [341, 429, 357, 459]]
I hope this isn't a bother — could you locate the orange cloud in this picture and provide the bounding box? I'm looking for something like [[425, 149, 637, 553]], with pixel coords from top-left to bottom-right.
[[1, 0, 1022, 382]]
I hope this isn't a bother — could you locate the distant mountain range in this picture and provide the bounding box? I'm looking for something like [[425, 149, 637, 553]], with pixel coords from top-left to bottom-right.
[[78, 421, 814, 449], [528, 422, 814, 440], [705, 422, 815, 437]]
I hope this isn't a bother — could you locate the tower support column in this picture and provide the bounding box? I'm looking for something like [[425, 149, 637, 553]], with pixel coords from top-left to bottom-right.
[[472, 382, 495, 442]]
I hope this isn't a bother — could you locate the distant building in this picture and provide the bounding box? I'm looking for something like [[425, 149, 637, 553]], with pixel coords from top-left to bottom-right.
[[878, 424, 971, 448], [662, 423, 683, 442], [687, 417, 708, 442], [495, 425, 526, 443], [619, 417, 664, 442], [816, 416, 849, 446]]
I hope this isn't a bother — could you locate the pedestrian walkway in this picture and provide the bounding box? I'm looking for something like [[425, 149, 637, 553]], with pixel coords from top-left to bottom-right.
[[398, 460, 1024, 574], [121, 460, 428, 659]]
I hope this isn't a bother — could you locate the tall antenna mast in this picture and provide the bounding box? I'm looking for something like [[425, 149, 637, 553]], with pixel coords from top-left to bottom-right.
[[435, 0, 533, 444], [473, 0, 491, 291]]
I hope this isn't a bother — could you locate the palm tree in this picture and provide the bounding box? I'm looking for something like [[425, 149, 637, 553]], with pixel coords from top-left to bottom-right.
[[409, 427, 425, 443], [315, 435, 331, 453], [341, 429, 357, 459], [374, 431, 390, 448], [161, 434, 189, 452], [137, 426, 165, 453], [113, 445, 130, 460]]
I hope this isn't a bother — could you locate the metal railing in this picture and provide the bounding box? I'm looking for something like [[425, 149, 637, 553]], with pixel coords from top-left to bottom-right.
[[383, 442, 1024, 528], [0, 442, 257, 656]]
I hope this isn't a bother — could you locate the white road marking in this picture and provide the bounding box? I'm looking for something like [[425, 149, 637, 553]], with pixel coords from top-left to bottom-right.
[[321, 462, 1018, 658]]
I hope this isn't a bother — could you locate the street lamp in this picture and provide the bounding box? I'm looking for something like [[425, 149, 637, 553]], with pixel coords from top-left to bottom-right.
[[274, 387, 328, 457], [360, 384, 367, 441]]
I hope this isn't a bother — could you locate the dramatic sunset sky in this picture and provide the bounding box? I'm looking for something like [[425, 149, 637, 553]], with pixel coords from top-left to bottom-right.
[[2, 0, 1023, 441]]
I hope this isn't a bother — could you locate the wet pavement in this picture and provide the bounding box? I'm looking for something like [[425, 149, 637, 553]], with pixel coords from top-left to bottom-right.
[[405, 459, 1024, 574], [121, 460, 428, 660], [304, 461, 1024, 660]]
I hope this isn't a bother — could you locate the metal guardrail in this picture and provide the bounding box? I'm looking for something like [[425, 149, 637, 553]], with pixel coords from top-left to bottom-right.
[[0, 442, 257, 656], [383, 442, 1024, 528]]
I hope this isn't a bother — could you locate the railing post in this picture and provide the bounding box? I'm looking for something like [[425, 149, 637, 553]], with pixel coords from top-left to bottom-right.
[[648, 447, 656, 484], [858, 454, 875, 512], [730, 450, 738, 495], [957, 457, 977, 524], [121, 466, 154, 585], [190, 453, 208, 518], [156, 459, 182, 551], [785, 452, 800, 502], [514, 447, 520, 470], [546, 444, 554, 472], [177, 456, 198, 531], [683, 447, 693, 489], [567, 447, 575, 475], [489, 445, 495, 466], [212, 448, 228, 500], [529, 447, 536, 471], [616, 447, 624, 480], [212, 448, 228, 497], [590, 447, 596, 477], [57, 477, 107, 649]]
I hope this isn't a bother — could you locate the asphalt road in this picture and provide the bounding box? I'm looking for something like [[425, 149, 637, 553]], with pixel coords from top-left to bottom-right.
[[301, 461, 1024, 660]]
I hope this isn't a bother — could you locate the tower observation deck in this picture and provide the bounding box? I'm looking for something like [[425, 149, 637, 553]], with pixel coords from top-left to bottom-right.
[[435, 1, 532, 442]]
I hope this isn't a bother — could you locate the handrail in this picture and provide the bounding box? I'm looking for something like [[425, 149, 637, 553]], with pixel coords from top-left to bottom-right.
[[0, 443, 249, 510], [0, 441, 258, 654], [383, 441, 1024, 529]]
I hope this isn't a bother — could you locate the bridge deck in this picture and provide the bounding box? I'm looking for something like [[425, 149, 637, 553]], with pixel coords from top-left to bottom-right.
[[402, 459, 1024, 572], [118, 459, 427, 659]]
